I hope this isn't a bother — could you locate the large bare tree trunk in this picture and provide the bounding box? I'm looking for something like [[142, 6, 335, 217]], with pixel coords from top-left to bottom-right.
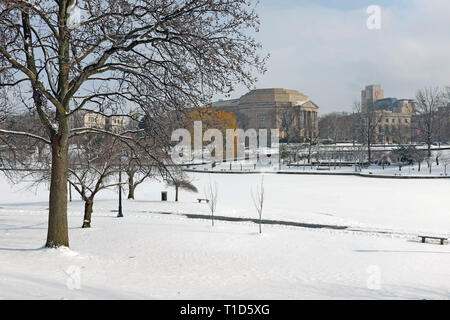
[[46, 137, 69, 247], [128, 184, 135, 200], [175, 185, 179, 202], [128, 172, 135, 200], [82, 199, 93, 229]]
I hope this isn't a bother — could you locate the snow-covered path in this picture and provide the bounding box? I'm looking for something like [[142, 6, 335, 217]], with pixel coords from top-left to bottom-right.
[[1, 204, 450, 299]]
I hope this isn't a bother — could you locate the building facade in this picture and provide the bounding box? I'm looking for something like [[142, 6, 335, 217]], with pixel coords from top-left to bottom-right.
[[83, 112, 106, 129], [107, 115, 126, 133], [361, 84, 384, 113], [212, 88, 319, 142], [361, 85, 415, 144], [76, 111, 126, 133]]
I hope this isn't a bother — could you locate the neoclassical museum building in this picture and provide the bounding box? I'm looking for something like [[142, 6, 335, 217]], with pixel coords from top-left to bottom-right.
[[212, 88, 319, 142]]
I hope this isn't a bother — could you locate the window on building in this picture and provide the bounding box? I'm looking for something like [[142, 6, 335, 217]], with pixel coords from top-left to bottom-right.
[[259, 116, 265, 128]]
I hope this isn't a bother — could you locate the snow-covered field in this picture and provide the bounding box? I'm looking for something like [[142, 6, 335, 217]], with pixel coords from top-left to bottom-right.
[[1, 173, 449, 299]]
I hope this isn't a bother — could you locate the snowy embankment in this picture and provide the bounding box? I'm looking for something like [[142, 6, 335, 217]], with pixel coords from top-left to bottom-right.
[[0, 173, 449, 299], [189, 148, 450, 178]]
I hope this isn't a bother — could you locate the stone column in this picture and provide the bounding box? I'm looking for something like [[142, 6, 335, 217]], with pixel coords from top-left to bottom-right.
[[314, 111, 318, 136], [308, 111, 312, 138]]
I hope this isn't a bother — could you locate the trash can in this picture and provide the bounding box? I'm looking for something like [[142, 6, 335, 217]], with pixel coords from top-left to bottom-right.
[[161, 191, 167, 201]]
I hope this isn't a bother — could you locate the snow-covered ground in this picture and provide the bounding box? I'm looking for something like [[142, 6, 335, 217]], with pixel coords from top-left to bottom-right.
[[191, 148, 450, 177], [198, 161, 450, 177], [0, 173, 449, 299]]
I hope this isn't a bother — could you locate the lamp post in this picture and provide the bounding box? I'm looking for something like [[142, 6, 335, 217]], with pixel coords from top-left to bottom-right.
[[117, 155, 126, 218]]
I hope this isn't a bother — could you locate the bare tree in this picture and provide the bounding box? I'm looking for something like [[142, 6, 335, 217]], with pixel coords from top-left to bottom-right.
[[435, 150, 442, 167], [441, 153, 450, 175], [318, 112, 351, 143], [426, 156, 433, 174], [123, 140, 165, 200], [351, 143, 366, 172], [353, 101, 382, 163], [389, 148, 404, 172], [166, 171, 198, 202], [0, 110, 49, 173], [279, 107, 303, 143], [68, 135, 122, 228], [377, 152, 390, 170], [442, 88, 450, 143], [125, 158, 153, 200], [0, 0, 266, 247], [306, 133, 320, 165], [0, 87, 12, 123], [415, 87, 444, 157], [251, 175, 264, 234], [204, 176, 218, 227], [389, 122, 411, 145], [121, 117, 154, 200]]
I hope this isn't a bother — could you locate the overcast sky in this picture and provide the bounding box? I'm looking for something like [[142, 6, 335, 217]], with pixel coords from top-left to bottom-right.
[[216, 0, 450, 114]]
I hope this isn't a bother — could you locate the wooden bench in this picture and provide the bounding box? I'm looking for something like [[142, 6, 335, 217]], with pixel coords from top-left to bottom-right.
[[419, 235, 448, 245], [197, 198, 209, 203]]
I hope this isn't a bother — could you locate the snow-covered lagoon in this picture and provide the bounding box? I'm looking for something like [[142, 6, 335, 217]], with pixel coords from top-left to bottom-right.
[[0, 173, 449, 299]]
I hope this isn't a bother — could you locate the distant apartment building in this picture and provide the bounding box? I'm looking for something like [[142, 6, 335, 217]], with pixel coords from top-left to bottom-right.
[[83, 112, 106, 129], [361, 85, 415, 144], [76, 111, 127, 133], [213, 88, 319, 142], [107, 115, 126, 133]]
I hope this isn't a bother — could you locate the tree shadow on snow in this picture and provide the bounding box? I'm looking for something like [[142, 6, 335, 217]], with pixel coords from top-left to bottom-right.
[[0, 246, 45, 252]]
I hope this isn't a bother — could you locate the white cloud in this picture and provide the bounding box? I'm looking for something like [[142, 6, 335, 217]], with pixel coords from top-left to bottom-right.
[[218, 0, 450, 114]]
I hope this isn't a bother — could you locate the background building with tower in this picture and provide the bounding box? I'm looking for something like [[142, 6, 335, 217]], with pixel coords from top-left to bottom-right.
[[361, 85, 416, 144]]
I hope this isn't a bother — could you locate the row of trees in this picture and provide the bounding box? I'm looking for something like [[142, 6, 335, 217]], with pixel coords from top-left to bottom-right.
[[0, 105, 240, 230], [0, 111, 190, 228], [415, 87, 450, 157], [374, 145, 450, 174]]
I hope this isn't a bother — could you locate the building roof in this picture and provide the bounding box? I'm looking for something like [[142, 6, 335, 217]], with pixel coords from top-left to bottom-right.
[[374, 98, 397, 111], [212, 88, 320, 112], [240, 88, 309, 105], [213, 88, 315, 108], [211, 98, 240, 108]]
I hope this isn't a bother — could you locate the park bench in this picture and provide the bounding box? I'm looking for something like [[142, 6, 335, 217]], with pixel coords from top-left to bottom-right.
[[197, 198, 210, 203], [419, 235, 448, 245], [316, 167, 330, 171]]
